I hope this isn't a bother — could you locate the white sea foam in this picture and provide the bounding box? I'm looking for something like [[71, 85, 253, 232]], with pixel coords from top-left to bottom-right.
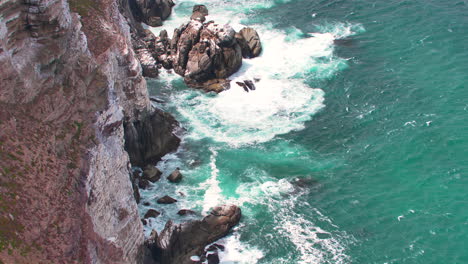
[[201, 148, 224, 213], [211, 229, 265, 264]]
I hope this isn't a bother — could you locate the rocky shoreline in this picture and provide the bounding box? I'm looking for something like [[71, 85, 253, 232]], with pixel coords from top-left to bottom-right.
[[0, 0, 261, 263], [123, 3, 264, 263]]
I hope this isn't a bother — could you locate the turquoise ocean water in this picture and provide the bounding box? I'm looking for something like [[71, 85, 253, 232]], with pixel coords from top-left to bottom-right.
[[140, 0, 468, 263]]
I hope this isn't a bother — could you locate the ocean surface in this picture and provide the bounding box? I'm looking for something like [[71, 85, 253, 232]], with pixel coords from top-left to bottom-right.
[[140, 0, 468, 263]]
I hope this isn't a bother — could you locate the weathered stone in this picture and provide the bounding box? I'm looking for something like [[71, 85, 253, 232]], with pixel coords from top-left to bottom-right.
[[144, 209, 161, 219], [236, 27, 262, 58], [150, 205, 241, 264], [157, 195, 177, 204], [177, 209, 196, 216], [131, 0, 175, 26], [124, 109, 181, 167], [167, 168, 183, 183], [143, 165, 162, 182]]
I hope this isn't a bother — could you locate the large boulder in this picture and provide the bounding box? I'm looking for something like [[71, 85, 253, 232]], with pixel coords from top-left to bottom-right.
[[151, 205, 241, 264], [131, 0, 175, 26], [235, 27, 262, 58]]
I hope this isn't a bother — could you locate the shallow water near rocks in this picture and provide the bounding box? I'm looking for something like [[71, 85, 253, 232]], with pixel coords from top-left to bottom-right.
[[142, 0, 468, 263]]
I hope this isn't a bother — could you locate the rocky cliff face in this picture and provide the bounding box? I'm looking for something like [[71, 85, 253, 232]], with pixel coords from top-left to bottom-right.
[[0, 0, 177, 263]]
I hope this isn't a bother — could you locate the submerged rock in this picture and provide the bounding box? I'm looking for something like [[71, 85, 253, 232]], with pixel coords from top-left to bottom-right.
[[150, 205, 241, 264], [157, 195, 178, 204]]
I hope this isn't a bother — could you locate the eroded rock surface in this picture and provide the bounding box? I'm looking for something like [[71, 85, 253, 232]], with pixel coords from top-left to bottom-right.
[[149, 205, 241, 264], [130, 0, 175, 26], [0, 0, 179, 263]]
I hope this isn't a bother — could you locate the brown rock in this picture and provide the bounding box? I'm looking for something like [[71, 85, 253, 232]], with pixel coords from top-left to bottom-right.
[[177, 209, 196, 216], [167, 168, 183, 183], [142, 165, 162, 182], [144, 209, 161, 219], [151, 205, 241, 264], [157, 195, 177, 204], [131, 0, 175, 26], [237, 27, 262, 58]]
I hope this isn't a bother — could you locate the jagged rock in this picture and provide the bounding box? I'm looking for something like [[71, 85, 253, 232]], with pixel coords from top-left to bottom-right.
[[167, 168, 183, 183], [177, 209, 196, 216], [151, 205, 241, 264], [157, 195, 177, 204], [144, 209, 161, 219], [124, 108, 181, 167], [164, 8, 242, 90], [236, 27, 262, 58], [143, 165, 162, 182], [131, 0, 175, 26]]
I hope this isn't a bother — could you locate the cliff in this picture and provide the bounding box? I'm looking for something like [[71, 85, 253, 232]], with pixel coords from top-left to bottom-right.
[[0, 0, 177, 262]]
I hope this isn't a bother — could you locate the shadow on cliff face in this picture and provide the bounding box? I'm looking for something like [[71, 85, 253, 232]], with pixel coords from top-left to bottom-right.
[[124, 108, 181, 167]]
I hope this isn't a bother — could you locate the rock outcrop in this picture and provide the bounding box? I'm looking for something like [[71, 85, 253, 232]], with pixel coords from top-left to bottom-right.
[[0, 0, 178, 263], [149, 205, 241, 264], [124, 108, 180, 167], [130, 0, 175, 26], [137, 5, 262, 92]]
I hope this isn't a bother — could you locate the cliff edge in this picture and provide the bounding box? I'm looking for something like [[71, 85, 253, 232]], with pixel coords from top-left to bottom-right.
[[0, 0, 177, 263]]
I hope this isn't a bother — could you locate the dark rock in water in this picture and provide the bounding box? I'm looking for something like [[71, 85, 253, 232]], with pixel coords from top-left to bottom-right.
[[144, 209, 161, 219], [206, 253, 220, 264], [236, 27, 262, 58], [143, 201, 151, 206], [236, 81, 247, 89], [244, 80, 256, 90], [177, 209, 196, 216], [167, 168, 183, 183], [193, 4, 209, 16], [157, 195, 177, 204], [142, 219, 148, 225], [139, 178, 151, 189], [142, 165, 162, 182], [206, 243, 225, 252], [150, 204, 241, 264], [131, 0, 175, 26], [291, 177, 319, 188], [124, 108, 180, 167], [131, 171, 141, 203]]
